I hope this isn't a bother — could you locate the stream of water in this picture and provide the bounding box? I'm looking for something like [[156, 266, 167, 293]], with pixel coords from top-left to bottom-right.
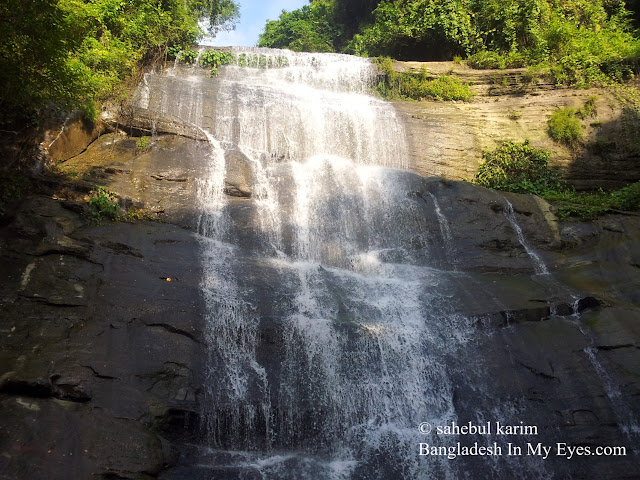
[[195, 48, 461, 479]]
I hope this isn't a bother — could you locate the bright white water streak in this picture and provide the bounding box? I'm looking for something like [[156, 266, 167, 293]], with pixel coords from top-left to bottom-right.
[[194, 146, 470, 478], [226, 47, 380, 92], [216, 48, 407, 168], [197, 130, 271, 446], [136, 47, 408, 170], [503, 199, 549, 275]]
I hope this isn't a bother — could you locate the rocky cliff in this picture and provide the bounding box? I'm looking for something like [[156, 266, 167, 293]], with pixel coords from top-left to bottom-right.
[[394, 61, 640, 190], [0, 56, 639, 479]]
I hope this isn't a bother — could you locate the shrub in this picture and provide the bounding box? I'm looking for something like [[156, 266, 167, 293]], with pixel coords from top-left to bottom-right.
[[548, 107, 584, 146], [577, 95, 598, 119], [467, 50, 504, 69], [545, 190, 610, 220], [474, 140, 562, 194], [468, 50, 527, 70], [522, 65, 548, 84], [200, 49, 234, 67], [610, 181, 640, 211], [473, 143, 640, 219], [136, 136, 150, 151], [373, 58, 472, 101], [167, 45, 184, 61], [179, 49, 198, 64], [420, 76, 473, 101], [89, 187, 121, 221], [544, 185, 640, 219]]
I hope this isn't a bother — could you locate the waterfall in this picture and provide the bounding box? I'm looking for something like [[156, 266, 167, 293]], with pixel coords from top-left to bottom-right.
[[211, 48, 407, 169], [584, 347, 640, 448], [131, 47, 633, 479], [180, 48, 463, 478], [428, 192, 453, 244], [565, 306, 640, 456]]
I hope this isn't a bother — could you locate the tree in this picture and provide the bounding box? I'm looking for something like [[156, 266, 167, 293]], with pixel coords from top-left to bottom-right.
[[258, 0, 640, 85], [0, 0, 85, 122], [190, 0, 240, 34], [258, 1, 341, 52], [348, 0, 476, 59], [0, 0, 239, 125]]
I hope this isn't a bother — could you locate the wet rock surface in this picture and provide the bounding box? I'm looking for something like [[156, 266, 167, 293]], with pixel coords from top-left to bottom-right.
[[0, 194, 206, 479], [43, 111, 107, 164], [3, 134, 640, 477]]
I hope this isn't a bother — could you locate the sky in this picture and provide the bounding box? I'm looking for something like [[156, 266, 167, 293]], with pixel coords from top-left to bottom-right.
[[201, 0, 309, 47]]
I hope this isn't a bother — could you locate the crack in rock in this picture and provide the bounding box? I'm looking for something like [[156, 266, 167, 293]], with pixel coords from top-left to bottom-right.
[[144, 323, 200, 344], [518, 361, 560, 381]]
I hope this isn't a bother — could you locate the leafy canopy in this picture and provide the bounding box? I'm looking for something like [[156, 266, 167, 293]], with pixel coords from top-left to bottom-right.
[[257, 0, 640, 87], [259, 1, 341, 52], [191, 0, 240, 35], [0, 0, 239, 124]]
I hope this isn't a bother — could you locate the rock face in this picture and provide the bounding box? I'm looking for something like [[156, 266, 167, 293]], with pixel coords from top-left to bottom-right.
[[393, 61, 640, 190], [2, 136, 640, 479], [5, 155, 640, 479], [42, 111, 107, 164], [1, 55, 640, 479], [0, 195, 207, 479], [54, 133, 213, 228]]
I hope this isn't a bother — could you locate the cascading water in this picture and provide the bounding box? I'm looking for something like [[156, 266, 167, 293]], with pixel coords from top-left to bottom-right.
[[427, 192, 455, 267], [213, 48, 407, 168], [503, 199, 549, 276], [199, 49, 462, 478], [134, 47, 638, 479]]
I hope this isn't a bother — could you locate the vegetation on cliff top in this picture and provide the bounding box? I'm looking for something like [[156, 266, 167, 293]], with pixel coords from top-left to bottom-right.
[[259, 0, 640, 88], [260, 0, 640, 205], [0, 0, 239, 126]]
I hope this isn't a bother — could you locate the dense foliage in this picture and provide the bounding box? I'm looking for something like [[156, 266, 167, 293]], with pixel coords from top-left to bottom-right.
[[349, 0, 477, 59], [258, 0, 640, 87], [544, 183, 640, 218], [89, 186, 121, 221], [200, 49, 234, 67], [474, 140, 640, 219], [259, 1, 341, 52], [0, 0, 238, 125], [474, 140, 562, 194], [547, 96, 597, 145], [548, 107, 585, 145]]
